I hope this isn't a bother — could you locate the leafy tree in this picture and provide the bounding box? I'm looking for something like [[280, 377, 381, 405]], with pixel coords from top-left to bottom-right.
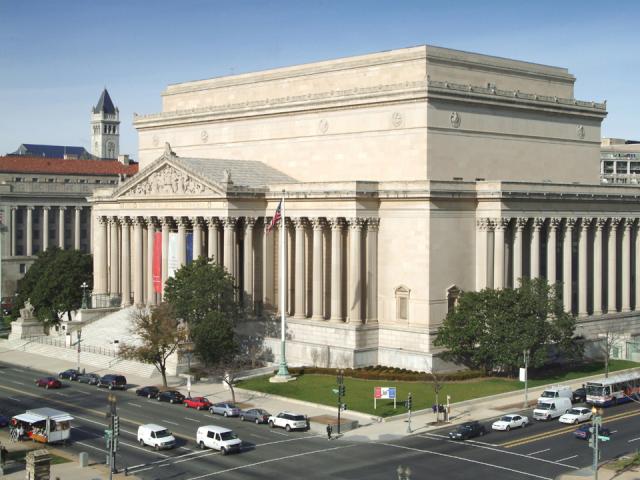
[[434, 278, 579, 375], [12, 247, 92, 324], [119, 303, 187, 387]]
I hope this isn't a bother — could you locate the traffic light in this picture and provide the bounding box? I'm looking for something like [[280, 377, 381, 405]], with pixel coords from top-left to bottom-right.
[[113, 415, 120, 437], [338, 384, 346, 396], [341, 403, 347, 411]]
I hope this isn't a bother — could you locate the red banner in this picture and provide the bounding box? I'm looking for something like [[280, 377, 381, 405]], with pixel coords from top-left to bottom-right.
[[153, 232, 162, 293]]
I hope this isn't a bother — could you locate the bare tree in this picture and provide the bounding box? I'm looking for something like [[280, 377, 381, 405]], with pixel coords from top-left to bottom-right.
[[430, 371, 443, 423], [598, 329, 626, 378], [119, 303, 188, 387]]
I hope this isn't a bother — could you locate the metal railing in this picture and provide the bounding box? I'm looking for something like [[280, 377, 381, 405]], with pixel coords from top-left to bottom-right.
[[24, 335, 118, 357], [90, 293, 123, 309]]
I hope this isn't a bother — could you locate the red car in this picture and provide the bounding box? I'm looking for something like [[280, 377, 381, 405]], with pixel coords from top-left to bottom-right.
[[35, 377, 62, 389], [183, 396, 211, 410]]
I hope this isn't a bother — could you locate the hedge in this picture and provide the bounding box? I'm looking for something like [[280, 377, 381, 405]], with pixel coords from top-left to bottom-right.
[[277, 366, 485, 382]]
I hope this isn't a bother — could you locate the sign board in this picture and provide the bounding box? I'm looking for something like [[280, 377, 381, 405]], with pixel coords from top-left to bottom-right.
[[374, 387, 397, 409], [519, 367, 527, 382]]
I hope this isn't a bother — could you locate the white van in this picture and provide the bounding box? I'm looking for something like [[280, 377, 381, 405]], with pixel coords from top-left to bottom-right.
[[196, 425, 242, 455], [137, 424, 176, 450], [537, 385, 572, 403], [533, 397, 572, 421]]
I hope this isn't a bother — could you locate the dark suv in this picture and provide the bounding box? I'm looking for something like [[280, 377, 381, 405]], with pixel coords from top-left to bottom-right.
[[97, 374, 127, 390], [448, 421, 487, 440]]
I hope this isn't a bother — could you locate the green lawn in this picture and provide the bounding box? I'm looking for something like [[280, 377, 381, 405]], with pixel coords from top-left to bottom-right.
[[237, 359, 639, 417]]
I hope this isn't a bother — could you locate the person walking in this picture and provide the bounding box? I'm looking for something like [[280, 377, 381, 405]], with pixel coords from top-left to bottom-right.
[[326, 423, 333, 440]]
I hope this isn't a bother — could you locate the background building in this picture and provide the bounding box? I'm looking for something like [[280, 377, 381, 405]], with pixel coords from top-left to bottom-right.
[[600, 138, 640, 184]]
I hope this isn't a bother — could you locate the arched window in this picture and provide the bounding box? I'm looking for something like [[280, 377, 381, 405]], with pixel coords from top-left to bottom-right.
[[395, 285, 410, 321], [447, 285, 462, 314]]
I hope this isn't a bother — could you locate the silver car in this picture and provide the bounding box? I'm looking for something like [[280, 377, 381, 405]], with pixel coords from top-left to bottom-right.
[[210, 402, 241, 417]]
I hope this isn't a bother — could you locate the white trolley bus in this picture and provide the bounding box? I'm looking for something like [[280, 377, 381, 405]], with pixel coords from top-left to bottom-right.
[[586, 371, 640, 407]]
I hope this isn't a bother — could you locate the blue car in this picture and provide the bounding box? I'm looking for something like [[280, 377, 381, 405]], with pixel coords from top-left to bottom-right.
[[0, 415, 9, 428], [574, 424, 611, 440]]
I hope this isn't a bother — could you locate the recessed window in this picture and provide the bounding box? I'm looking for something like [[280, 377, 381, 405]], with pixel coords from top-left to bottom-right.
[[64, 179, 70, 183], [96, 179, 102, 184], [47, 178, 54, 183], [19, 263, 26, 273], [79, 179, 86, 184], [602, 161, 614, 174], [616, 161, 628, 174], [15, 177, 22, 182], [32, 177, 38, 182], [395, 285, 410, 321], [630, 162, 640, 174]]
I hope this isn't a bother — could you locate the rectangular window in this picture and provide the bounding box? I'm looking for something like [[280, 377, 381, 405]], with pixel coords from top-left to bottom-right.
[[32, 177, 38, 182], [603, 161, 614, 174], [79, 179, 86, 184], [15, 177, 22, 182], [616, 161, 629, 174], [19, 263, 26, 274], [47, 178, 54, 183], [398, 297, 408, 320], [96, 179, 102, 184], [630, 162, 640, 174]]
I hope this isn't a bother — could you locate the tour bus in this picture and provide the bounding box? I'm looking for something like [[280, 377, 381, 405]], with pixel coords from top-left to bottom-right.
[[585, 371, 640, 407]]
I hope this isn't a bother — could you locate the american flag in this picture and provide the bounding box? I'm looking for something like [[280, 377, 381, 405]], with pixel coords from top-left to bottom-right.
[[266, 200, 282, 232]]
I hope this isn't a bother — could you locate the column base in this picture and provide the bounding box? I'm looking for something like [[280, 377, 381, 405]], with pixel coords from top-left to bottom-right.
[[311, 315, 324, 322], [622, 307, 632, 313], [593, 310, 603, 316], [329, 317, 343, 323]]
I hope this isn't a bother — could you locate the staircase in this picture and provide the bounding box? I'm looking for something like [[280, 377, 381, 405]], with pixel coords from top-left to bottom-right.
[[79, 306, 142, 348]]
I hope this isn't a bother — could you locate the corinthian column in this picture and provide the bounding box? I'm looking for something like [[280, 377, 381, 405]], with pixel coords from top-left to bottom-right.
[[26, 206, 33, 256], [578, 218, 592, 317], [311, 218, 324, 320], [10, 207, 17, 256], [563, 218, 576, 313], [58, 207, 66, 248], [74, 207, 82, 250], [133, 218, 144, 305], [244, 217, 256, 306], [547, 218, 560, 285], [513, 218, 527, 287], [366, 218, 379, 323], [593, 219, 606, 315], [177, 218, 187, 268], [146, 218, 156, 305], [42, 207, 50, 250], [329, 218, 343, 322], [292, 218, 306, 318], [109, 218, 120, 295], [622, 219, 633, 312], [222, 217, 237, 277], [93, 216, 108, 294], [475, 218, 489, 290], [607, 218, 621, 313], [207, 217, 219, 263], [192, 217, 202, 260], [531, 218, 544, 279], [262, 217, 274, 307], [348, 218, 364, 323], [121, 218, 132, 307], [493, 218, 508, 289]]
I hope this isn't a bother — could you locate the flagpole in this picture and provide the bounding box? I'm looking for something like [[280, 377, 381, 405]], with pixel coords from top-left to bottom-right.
[[276, 189, 290, 378]]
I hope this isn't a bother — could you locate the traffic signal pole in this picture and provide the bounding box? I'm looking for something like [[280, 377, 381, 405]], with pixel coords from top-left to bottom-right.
[[106, 394, 119, 478], [337, 370, 344, 435]]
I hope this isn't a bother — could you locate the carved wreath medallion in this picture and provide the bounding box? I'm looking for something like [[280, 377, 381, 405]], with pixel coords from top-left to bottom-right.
[[201, 130, 209, 143], [450, 112, 461, 128], [391, 112, 403, 128], [318, 119, 329, 134], [577, 125, 585, 139]]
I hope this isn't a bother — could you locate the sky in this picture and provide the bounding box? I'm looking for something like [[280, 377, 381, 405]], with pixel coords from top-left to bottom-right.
[[1, 0, 638, 159]]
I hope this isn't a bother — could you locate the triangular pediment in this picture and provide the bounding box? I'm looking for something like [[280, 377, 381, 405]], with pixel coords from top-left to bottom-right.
[[113, 144, 226, 199]]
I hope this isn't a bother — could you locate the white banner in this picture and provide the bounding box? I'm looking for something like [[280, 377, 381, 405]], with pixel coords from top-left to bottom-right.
[[519, 367, 527, 382], [167, 232, 179, 279]]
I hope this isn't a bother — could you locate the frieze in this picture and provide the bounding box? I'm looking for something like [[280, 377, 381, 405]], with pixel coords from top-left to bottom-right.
[[123, 164, 213, 197]]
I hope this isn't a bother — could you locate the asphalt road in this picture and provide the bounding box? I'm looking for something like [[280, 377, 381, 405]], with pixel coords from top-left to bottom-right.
[[1, 360, 639, 479]]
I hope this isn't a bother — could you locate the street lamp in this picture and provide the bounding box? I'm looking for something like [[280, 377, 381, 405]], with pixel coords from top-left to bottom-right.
[[76, 329, 82, 373], [523, 349, 530, 409], [80, 281, 89, 310]]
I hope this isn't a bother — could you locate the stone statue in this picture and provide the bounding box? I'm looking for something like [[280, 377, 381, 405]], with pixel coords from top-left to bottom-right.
[[20, 299, 35, 321], [163, 142, 175, 157], [222, 169, 232, 185]]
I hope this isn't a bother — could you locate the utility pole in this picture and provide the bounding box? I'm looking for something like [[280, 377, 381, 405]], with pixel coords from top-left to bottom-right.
[[523, 349, 530, 409], [589, 407, 609, 480], [406, 392, 413, 433], [336, 369, 345, 435], [105, 394, 119, 477]]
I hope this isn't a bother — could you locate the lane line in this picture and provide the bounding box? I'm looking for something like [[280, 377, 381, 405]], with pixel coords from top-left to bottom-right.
[[132, 467, 153, 473], [184, 444, 357, 479], [184, 417, 200, 423], [528, 448, 550, 456], [628, 437, 640, 443], [418, 433, 577, 468], [8, 380, 25, 385], [165, 421, 179, 426], [378, 442, 552, 480], [8, 396, 21, 402], [555, 455, 578, 463], [76, 391, 92, 395], [76, 441, 105, 453], [421, 432, 500, 447], [53, 392, 69, 397], [127, 402, 142, 408]]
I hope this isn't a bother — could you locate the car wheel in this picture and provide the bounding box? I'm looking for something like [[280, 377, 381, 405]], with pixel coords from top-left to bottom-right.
[[45, 384, 49, 389], [221, 447, 228, 456], [139, 439, 145, 446], [240, 416, 245, 422], [155, 444, 160, 451], [479, 430, 484, 436], [157, 396, 161, 401], [269, 421, 275, 428], [224, 411, 228, 417], [285, 424, 291, 432], [108, 385, 113, 390], [199, 441, 205, 450], [255, 418, 260, 425], [170, 399, 174, 404], [574, 419, 579, 424], [506, 426, 510, 431], [184, 403, 189, 408]]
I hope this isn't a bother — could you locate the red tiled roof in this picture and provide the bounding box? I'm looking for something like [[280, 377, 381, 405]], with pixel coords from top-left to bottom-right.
[[0, 156, 138, 176]]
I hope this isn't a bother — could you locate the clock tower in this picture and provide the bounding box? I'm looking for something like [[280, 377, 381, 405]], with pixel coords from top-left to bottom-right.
[[91, 88, 120, 159]]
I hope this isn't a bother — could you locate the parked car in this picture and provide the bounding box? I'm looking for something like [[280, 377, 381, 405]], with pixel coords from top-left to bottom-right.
[[35, 377, 62, 389], [491, 414, 529, 431], [240, 408, 271, 424], [157, 390, 185, 404], [572, 387, 587, 403], [138, 424, 176, 450], [559, 407, 593, 424], [97, 374, 127, 390], [448, 421, 487, 440], [77, 373, 100, 385], [210, 402, 241, 417], [0, 415, 9, 428], [184, 397, 212, 410], [196, 425, 242, 455], [268, 412, 309, 431], [574, 423, 611, 440], [58, 369, 80, 381], [136, 386, 160, 399]]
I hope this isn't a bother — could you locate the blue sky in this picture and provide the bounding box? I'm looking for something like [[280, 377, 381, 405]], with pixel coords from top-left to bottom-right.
[[1, 0, 638, 158]]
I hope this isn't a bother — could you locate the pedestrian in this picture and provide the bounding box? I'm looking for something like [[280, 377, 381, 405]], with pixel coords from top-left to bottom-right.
[[326, 423, 333, 440], [0, 443, 7, 466], [432, 404, 437, 414]]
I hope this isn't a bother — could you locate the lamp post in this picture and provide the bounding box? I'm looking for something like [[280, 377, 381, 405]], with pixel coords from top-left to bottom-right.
[[523, 349, 530, 409], [591, 405, 602, 480], [76, 329, 82, 373], [80, 281, 88, 310]]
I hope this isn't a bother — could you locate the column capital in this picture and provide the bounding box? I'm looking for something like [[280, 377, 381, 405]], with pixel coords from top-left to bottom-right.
[[222, 216, 237, 228], [310, 218, 324, 230], [596, 218, 608, 229], [328, 217, 343, 230], [580, 217, 593, 231], [476, 218, 491, 230], [263, 216, 272, 228], [177, 217, 189, 228], [366, 217, 380, 232], [292, 217, 307, 229], [160, 216, 173, 227], [144, 216, 157, 228], [494, 217, 510, 230], [610, 217, 622, 227], [119, 216, 132, 227], [25, 206, 34, 211], [58, 206, 66, 211], [624, 218, 636, 229], [10, 205, 17, 212], [565, 217, 577, 229], [515, 217, 528, 229], [347, 217, 365, 230], [42, 206, 50, 211], [532, 217, 545, 229], [75, 206, 83, 212], [245, 216, 256, 228], [548, 217, 562, 230], [206, 216, 219, 228], [97, 216, 109, 226], [190, 216, 202, 227], [131, 216, 145, 227]]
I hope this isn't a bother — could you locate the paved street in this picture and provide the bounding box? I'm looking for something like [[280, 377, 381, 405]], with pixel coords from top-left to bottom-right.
[[2, 360, 640, 479]]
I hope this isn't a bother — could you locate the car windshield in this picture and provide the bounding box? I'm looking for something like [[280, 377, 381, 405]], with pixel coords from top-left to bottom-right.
[[540, 391, 556, 398], [568, 409, 581, 415], [536, 403, 551, 410], [220, 431, 237, 441], [499, 416, 514, 422], [586, 384, 608, 396], [156, 429, 172, 438]]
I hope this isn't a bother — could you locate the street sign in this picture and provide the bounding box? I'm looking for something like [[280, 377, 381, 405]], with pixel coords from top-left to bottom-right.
[[332, 388, 339, 394], [374, 387, 396, 399], [598, 436, 610, 442]]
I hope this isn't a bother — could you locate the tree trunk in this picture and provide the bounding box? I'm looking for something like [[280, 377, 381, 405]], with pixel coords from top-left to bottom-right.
[[160, 364, 168, 388], [605, 353, 609, 379], [228, 381, 236, 404]]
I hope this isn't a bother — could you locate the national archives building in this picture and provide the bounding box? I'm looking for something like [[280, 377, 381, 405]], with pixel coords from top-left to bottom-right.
[[89, 45, 640, 371]]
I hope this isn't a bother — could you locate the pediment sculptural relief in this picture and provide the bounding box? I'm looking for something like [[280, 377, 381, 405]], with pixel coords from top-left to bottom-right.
[[123, 164, 214, 197]]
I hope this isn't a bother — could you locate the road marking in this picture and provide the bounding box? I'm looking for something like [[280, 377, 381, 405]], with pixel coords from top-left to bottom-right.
[[76, 441, 105, 453], [379, 443, 552, 480], [76, 390, 92, 395], [53, 392, 69, 397], [528, 448, 550, 456], [556, 455, 578, 463], [8, 380, 25, 385], [131, 467, 153, 473], [127, 402, 142, 408], [184, 444, 357, 479], [159, 464, 171, 467], [8, 396, 21, 402], [269, 429, 288, 436], [256, 435, 321, 447], [173, 451, 218, 464], [165, 420, 179, 426], [184, 417, 200, 423], [610, 430, 618, 434], [418, 434, 577, 468], [128, 463, 147, 469], [73, 426, 165, 460], [628, 437, 640, 443], [421, 432, 499, 447]]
